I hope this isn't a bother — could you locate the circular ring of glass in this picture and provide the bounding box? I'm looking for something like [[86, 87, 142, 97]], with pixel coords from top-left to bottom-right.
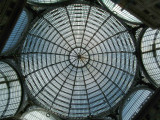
[[20, 3, 137, 119]]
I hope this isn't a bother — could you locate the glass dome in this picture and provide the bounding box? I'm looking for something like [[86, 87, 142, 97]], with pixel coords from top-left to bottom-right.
[[120, 87, 153, 120], [1, 10, 28, 54], [140, 28, 160, 87], [100, 0, 141, 24], [0, 61, 23, 119], [21, 107, 61, 120], [20, 3, 137, 119]]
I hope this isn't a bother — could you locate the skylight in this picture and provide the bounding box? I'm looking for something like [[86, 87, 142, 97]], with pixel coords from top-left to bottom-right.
[[0, 61, 22, 119], [120, 87, 153, 120], [27, 0, 67, 4], [101, 0, 141, 24], [141, 28, 160, 87], [1, 10, 28, 54]]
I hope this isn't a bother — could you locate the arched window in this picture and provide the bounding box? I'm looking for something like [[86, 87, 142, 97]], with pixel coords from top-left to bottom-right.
[[21, 107, 61, 120], [27, 0, 68, 4], [0, 61, 23, 119], [1, 10, 28, 54], [140, 28, 160, 87], [100, 0, 141, 24], [120, 87, 153, 120]]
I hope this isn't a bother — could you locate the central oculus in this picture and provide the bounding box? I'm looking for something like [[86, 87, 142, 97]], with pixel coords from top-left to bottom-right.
[[69, 47, 90, 68]]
